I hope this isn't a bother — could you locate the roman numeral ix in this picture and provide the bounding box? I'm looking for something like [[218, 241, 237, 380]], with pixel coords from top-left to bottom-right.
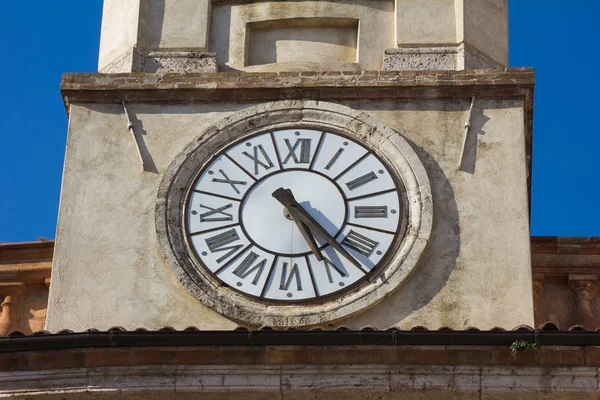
[[242, 144, 274, 175], [283, 138, 312, 164], [205, 228, 243, 263], [341, 230, 379, 257]]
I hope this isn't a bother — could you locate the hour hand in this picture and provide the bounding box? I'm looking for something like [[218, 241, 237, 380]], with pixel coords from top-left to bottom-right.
[[272, 188, 361, 268], [278, 190, 323, 261]]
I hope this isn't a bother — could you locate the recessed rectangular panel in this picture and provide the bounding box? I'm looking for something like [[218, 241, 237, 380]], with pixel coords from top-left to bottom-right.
[[247, 19, 358, 66]]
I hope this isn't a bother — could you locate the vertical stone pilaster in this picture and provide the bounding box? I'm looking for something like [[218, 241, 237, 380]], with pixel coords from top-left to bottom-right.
[[0, 284, 25, 336], [385, 0, 506, 71], [568, 274, 597, 329], [98, 0, 216, 73]]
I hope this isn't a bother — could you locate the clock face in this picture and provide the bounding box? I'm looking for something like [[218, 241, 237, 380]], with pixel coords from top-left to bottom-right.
[[184, 128, 405, 303]]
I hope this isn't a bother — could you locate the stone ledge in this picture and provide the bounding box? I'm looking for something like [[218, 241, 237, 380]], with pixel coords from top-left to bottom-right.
[[0, 364, 598, 399], [60, 68, 534, 109]]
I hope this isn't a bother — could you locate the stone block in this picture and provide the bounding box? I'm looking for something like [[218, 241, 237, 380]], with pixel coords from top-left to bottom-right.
[[143, 52, 218, 73], [395, 0, 457, 45], [463, 0, 508, 67], [98, 0, 143, 72], [147, 0, 211, 51]]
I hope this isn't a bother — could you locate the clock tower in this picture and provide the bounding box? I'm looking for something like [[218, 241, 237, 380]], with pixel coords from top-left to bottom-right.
[[47, 0, 533, 330]]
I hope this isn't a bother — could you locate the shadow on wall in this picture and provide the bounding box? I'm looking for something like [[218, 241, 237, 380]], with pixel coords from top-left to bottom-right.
[[343, 138, 460, 329], [146, 0, 167, 50], [459, 105, 490, 174]]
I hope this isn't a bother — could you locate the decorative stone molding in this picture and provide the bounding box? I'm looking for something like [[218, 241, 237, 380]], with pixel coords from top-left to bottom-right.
[[383, 44, 503, 71], [569, 274, 597, 329], [532, 237, 600, 329], [1, 364, 598, 399], [156, 100, 432, 327], [0, 241, 53, 336], [101, 49, 218, 74], [143, 51, 218, 73]]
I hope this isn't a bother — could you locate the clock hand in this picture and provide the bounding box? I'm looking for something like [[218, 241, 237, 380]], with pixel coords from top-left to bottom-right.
[[272, 188, 362, 268], [280, 190, 324, 261]]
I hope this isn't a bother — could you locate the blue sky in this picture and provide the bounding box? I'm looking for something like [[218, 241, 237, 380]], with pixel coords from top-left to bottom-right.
[[0, 1, 598, 242]]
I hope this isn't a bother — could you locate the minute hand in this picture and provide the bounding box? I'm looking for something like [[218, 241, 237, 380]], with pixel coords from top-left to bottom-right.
[[272, 188, 361, 268]]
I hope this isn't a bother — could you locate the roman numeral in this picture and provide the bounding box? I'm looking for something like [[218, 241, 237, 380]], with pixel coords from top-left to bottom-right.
[[354, 206, 388, 218], [325, 148, 344, 170], [205, 229, 243, 263], [279, 262, 302, 291], [242, 145, 274, 175], [341, 230, 379, 257], [212, 169, 247, 194], [232, 252, 267, 285], [198, 203, 233, 222], [323, 258, 347, 283], [283, 138, 312, 164], [346, 172, 378, 191]]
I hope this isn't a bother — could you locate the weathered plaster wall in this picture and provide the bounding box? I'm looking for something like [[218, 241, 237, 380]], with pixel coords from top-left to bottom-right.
[[47, 99, 532, 331]]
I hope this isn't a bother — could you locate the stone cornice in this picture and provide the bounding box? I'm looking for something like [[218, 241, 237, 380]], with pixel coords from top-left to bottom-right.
[[0, 240, 54, 264], [60, 69, 534, 109], [0, 339, 599, 398], [532, 237, 600, 276]]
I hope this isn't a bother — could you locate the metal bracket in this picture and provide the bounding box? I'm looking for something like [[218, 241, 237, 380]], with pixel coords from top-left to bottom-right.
[[459, 96, 476, 169], [122, 101, 146, 171]]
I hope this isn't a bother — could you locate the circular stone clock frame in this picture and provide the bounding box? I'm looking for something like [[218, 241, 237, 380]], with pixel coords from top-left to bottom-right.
[[157, 101, 432, 327]]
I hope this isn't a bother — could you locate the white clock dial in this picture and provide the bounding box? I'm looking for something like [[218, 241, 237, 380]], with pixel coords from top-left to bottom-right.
[[185, 129, 404, 302]]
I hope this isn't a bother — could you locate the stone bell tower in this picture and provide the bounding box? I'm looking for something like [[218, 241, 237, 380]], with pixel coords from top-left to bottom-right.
[[98, 0, 507, 74], [47, 0, 534, 331]]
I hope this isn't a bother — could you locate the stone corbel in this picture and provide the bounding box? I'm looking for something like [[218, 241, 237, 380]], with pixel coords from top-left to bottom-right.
[[568, 274, 597, 329], [0, 282, 25, 336]]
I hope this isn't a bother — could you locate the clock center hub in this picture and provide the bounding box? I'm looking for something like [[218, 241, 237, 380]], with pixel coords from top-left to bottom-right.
[[282, 208, 293, 221], [240, 170, 346, 256]]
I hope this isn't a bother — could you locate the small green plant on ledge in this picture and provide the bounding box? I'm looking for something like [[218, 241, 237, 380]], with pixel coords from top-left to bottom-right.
[[510, 340, 538, 356]]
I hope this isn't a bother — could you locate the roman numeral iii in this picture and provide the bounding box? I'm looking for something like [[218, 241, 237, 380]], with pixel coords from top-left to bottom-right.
[[341, 230, 379, 257], [205, 229, 243, 263], [354, 206, 388, 218]]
